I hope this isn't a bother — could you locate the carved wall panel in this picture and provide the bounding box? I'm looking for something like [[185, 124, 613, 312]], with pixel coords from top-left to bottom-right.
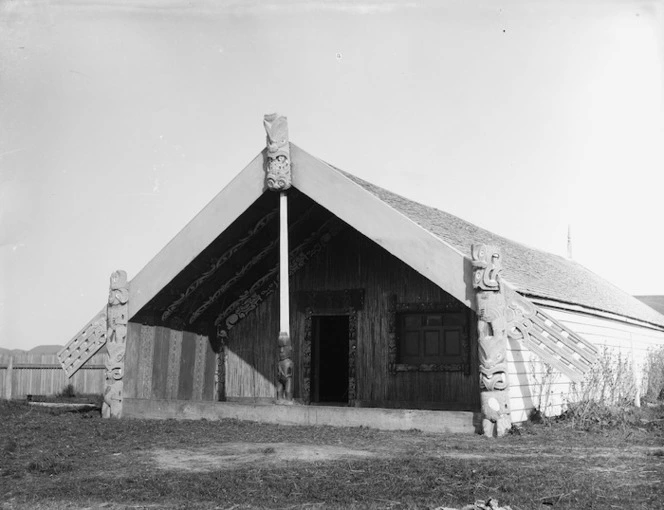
[[166, 329, 183, 400], [137, 325, 155, 399], [192, 335, 207, 401]]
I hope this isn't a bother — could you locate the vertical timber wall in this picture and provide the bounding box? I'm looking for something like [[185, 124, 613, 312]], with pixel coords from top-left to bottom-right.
[[225, 228, 480, 410], [123, 323, 217, 402]]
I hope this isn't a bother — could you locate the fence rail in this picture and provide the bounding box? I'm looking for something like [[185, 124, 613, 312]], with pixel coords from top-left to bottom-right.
[[0, 353, 107, 399]]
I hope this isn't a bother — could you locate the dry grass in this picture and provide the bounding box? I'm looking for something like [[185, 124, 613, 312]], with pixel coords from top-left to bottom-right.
[[1, 400, 663, 509]]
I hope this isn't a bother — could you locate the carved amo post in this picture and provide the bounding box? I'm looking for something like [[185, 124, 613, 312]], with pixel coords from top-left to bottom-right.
[[264, 113, 294, 403], [103, 270, 129, 418], [471, 245, 512, 437]]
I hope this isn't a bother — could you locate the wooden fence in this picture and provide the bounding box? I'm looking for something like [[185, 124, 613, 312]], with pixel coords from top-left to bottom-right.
[[0, 353, 107, 400]]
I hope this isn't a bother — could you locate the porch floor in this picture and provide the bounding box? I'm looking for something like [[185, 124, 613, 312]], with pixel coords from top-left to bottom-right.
[[122, 398, 478, 434]]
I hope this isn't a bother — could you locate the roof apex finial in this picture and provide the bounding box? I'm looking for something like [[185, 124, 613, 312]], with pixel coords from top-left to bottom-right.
[[263, 113, 291, 191]]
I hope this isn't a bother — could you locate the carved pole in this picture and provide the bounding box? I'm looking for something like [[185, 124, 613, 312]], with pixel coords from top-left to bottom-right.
[[264, 113, 294, 403], [471, 245, 512, 437], [103, 270, 129, 418]]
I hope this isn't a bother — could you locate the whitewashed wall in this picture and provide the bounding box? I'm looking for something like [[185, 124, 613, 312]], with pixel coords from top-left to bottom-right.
[[507, 306, 664, 423]]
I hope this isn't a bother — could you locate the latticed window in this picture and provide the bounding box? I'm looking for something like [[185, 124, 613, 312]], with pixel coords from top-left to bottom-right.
[[397, 312, 467, 365]]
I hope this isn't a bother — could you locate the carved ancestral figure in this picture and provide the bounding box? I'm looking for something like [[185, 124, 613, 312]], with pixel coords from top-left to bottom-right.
[[471, 244, 512, 437], [277, 332, 294, 402], [103, 270, 129, 418], [263, 113, 291, 191]]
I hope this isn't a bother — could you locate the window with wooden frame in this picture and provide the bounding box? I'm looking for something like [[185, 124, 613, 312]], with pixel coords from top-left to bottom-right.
[[397, 312, 468, 366]]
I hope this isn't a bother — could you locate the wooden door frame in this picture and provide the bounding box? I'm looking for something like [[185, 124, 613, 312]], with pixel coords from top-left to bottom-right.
[[297, 289, 364, 405]]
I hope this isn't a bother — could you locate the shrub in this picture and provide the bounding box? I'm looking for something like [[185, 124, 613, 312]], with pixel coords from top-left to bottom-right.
[[642, 345, 664, 403], [569, 346, 637, 407], [56, 384, 76, 399]]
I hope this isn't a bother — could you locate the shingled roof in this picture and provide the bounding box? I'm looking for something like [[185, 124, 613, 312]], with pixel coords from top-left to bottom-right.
[[336, 169, 664, 330]]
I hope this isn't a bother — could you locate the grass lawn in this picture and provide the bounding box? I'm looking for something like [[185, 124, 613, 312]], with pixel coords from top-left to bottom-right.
[[1, 400, 663, 509]]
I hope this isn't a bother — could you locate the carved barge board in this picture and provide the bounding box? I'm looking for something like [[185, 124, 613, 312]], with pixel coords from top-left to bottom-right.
[[504, 286, 598, 382], [58, 308, 107, 378]]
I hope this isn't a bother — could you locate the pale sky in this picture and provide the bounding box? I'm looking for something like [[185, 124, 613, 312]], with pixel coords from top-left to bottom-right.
[[1, 0, 663, 350]]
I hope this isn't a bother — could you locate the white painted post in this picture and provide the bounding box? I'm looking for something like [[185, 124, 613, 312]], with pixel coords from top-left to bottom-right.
[[279, 191, 290, 336], [264, 113, 294, 402]]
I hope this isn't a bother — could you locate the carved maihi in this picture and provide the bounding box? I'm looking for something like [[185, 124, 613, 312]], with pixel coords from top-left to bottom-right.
[[263, 113, 291, 191], [471, 244, 512, 437], [277, 331, 294, 402], [103, 270, 129, 419]]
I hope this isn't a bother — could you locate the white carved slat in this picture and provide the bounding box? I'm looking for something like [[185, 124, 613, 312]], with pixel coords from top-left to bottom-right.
[[57, 309, 107, 378], [505, 288, 598, 381]]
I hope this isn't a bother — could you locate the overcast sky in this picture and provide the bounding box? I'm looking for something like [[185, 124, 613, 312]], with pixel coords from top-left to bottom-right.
[[1, 0, 663, 350]]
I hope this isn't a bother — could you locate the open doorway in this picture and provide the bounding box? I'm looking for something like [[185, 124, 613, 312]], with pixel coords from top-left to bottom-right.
[[312, 315, 350, 404]]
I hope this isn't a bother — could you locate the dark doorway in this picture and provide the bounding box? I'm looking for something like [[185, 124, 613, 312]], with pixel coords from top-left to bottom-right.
[[312, 315, 350, 404]]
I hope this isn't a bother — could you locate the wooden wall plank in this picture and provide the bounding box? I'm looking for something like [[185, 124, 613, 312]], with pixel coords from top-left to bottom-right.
[[151, 326, 171, 400], [178, 332, 197, 400], [226, 226, 477, 409], [123, 322, 142, 399], [191, 335, 206, 401], [202, 338, 217, 401], [166, 329, 183, 400], [137, 326, 155, 399]]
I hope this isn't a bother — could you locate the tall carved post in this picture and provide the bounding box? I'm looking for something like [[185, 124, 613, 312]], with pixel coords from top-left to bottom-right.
[[472, 245, 512, 437], [103, 270, 129, 418], [264, 113, 293, 403]]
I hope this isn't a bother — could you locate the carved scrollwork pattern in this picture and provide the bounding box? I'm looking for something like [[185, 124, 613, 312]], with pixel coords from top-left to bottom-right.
[[213, 217, 344, 338], [103, 270, 129, 419], [264, 113, 291, 191], [162, 210, 278, 322], [472, 244, 511, 437]]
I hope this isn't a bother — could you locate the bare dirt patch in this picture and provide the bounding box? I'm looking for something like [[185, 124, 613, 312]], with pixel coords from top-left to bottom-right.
[[151, 442, 380, 472]]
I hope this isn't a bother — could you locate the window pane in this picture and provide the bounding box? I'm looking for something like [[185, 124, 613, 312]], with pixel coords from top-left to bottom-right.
[[443, 313, 466, 327], [402, 331, 420, 357], [424, 331, 440, 356], [425, 315, 442, 326], [444, 329, 461, 356], [403, 315, 420, 328]]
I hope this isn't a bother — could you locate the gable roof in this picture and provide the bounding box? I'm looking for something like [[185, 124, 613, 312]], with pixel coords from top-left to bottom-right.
[[73, 142, 664, 341], [332, 169, 664, 330]]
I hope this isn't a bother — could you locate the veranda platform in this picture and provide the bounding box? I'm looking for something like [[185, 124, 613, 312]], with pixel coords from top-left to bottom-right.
[[122, 398, 477, 434]]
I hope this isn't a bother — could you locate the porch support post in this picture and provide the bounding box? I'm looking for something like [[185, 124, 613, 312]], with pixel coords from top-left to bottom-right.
[[264, 113, 294, 403], [471, 244, 512, 437], [103, 270, 129, 418]]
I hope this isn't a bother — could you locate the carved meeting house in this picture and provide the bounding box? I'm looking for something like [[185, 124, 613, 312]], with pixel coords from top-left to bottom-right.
[[60, 114, 664, 436]]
